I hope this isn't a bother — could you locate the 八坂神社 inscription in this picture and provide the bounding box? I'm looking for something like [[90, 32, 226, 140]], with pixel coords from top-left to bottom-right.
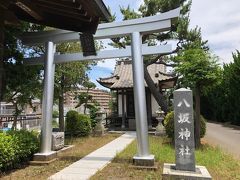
[[174, 88, 196, 172]]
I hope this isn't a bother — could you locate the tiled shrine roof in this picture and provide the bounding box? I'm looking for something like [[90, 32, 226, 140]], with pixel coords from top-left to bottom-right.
[[98, 60, 177, 90]]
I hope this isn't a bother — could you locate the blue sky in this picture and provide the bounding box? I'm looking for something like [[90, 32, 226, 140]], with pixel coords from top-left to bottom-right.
[[91, 0, 240, 90]]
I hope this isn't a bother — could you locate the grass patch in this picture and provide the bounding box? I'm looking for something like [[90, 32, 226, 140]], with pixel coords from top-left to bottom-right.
[[0, 133, 120, 180], [91, 136, 240, 180]]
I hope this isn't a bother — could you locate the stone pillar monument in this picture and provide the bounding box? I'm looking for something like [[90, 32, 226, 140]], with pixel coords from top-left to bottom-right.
[[162, 88, 212, 179], [174, 88, 195, 171]]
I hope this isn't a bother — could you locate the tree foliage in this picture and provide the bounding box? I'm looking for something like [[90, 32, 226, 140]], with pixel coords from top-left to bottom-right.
[[54, 42, 93, 131], [3, 23, 43, 129], [201, 51, 240, 125], [0, 130, 39, 171], [173, 45, 220, 148], [75, 81, 98, 114], [174, 48, 220, 91]]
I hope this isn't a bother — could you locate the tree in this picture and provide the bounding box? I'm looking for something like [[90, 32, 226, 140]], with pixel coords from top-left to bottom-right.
[[4, 62, 41, 129], [174, 48, 221, 147], [54, 42, 92, 131], [3, 23, 43, 129], [202, 51, 240, 126], [75, 81, 97, 114], [223, 51, 240, 125]]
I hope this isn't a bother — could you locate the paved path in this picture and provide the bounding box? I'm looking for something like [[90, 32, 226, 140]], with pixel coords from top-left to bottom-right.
[[49, 132, 136, 180], [204, 122, 240, 159]]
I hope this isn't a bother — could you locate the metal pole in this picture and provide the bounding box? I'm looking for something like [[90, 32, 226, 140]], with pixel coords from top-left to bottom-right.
[[131, 32, 149, 157], [40, 41, 55, 153]]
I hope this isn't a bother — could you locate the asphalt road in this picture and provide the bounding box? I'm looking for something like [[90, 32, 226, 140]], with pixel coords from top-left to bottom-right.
[[204, 122, 240, 159]]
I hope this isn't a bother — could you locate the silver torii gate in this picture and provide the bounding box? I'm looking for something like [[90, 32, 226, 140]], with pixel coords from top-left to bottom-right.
[[22, 8, 180, 165]]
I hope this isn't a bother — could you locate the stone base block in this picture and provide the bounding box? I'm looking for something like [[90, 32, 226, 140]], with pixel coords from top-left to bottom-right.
[[52, 132, 64, 151], [162, 163, 212, 180], [55, 145, 74, 155], [155, 124, 166, 136], [93, 130, 105, 136], [133, 154, 155, 167], [130, 163, 158, 170], [30, 158, 57, 166], [30, 151, 57, 165]]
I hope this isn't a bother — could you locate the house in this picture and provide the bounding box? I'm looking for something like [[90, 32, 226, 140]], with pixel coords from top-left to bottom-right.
[[97, 60, 177, 129]]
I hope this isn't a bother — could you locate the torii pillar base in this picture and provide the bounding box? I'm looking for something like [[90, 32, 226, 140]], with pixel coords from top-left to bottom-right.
[[30, 151, 57, 165], [133, 155, 155, 167]]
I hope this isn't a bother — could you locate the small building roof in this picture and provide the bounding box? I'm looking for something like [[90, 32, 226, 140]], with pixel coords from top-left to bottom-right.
[[97, 60, 177, 90], [1, 0, 111, 33]]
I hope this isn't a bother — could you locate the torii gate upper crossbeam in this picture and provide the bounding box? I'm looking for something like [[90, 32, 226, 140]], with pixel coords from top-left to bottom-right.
[[21, 8, 180, 45]]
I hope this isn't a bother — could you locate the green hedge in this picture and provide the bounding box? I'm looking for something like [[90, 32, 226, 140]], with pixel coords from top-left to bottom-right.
[[164, 111, 206, 139], [65, 110, 91, 137], [0, 130, 39, 171]]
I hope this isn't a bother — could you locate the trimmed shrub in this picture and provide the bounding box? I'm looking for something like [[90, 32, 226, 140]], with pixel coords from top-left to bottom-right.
[[0, 130, 39, 171], [65, 110, 79, 136], [164, 111, 206, 139], [164, 111, 175, 139], [7, 130, 39, 162], [76, 114, 91, 136], [0, 133, 16, 170], [66, 110, 91, 136]]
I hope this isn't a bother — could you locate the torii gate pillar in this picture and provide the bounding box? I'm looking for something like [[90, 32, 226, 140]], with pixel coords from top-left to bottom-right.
[[33, 41, 57, 162], [131, 32, 155, 166]]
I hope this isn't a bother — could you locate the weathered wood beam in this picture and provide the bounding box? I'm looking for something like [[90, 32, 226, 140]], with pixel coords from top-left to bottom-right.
[[38, 0, 82, 10], [37, 4, 92, 23], [15, 0, 43, 21], [78, 0, 98, 17], [4, 10, 21, 26], [35, 1, 91, 21], [0, 0, 11, 9]]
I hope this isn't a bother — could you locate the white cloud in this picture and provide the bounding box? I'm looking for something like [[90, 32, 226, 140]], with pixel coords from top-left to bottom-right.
[[190, 0, 240, 63], [97, 59, 116, 69], [135, 0, 144, 10]]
